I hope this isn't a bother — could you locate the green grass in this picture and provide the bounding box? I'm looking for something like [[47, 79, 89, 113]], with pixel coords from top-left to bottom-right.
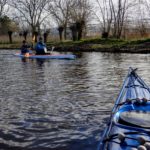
[[0, 37, 150, 50], [46, 38, 127, 48], [124, 38, 150, 45]]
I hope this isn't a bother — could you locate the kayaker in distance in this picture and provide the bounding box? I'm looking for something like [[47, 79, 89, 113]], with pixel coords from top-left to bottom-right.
[[35, 37, 48, 55], [21, 40, 30, 56]]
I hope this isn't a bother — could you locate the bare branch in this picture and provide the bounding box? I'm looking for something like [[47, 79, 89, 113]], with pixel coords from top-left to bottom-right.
[[8, 0, 49, 33]]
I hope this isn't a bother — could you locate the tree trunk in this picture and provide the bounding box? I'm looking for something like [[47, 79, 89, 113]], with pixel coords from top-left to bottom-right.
[[76, 21, 85, 40], [70, 25, 77, 41], [78, 29, 82, 40], [8, 31, 13, 43], [23, 31, 28, 40], [64, 27, 67, 40], [102, 32, 108, 38], [59, 31, 63, 41], [58, 26, 64, 41], [43, 32, 48, 43], [32, 31, 38, 42]]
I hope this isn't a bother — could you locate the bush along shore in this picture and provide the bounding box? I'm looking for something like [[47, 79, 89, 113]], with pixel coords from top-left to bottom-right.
[[1, 38, 150, 53]]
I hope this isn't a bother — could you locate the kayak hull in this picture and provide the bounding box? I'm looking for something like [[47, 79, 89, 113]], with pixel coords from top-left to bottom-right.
[[99, 68, 150, 150], [14, 53, 76, 60]]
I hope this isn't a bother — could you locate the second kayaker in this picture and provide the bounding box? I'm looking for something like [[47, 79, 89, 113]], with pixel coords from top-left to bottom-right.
[[21, 40, 30, 57], [35, 37, 48, 55]]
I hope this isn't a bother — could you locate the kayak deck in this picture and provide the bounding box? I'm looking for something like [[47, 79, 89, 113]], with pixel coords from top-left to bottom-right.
[[99, 68, 150, 150], [14, 53, 76, 60]]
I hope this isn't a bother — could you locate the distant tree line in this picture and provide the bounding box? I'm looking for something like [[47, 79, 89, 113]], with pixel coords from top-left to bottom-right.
[[0, 0, 150, 43]]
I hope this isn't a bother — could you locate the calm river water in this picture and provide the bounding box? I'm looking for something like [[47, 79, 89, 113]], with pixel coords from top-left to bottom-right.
[[0, 50, 150, 150]]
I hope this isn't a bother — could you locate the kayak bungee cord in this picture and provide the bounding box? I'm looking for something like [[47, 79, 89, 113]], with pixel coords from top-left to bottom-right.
[[102, 131, 150, 150], [115, 98, 150, 106]]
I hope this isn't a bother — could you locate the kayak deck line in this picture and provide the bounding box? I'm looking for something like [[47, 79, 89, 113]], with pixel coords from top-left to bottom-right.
[[99, 67, 150, 150], [13, 53, 76, 60]]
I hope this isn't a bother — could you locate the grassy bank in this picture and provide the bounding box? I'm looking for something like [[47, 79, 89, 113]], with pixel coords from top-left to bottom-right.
[[46, 38, 150, 53], [1, 38, 150, 53]]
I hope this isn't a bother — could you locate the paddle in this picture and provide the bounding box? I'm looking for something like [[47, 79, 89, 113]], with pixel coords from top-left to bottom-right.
[[51, 46, 55, 53], [46, 46, 55, 54]]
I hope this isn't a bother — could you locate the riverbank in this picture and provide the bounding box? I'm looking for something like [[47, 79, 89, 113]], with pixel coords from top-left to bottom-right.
[[52, 43, 150, 53], [1, 38, 150, 53], [47, 38, 150, 53]]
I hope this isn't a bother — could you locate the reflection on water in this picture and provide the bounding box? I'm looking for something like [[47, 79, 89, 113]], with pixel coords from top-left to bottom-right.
[[0, 50, 150, 150]]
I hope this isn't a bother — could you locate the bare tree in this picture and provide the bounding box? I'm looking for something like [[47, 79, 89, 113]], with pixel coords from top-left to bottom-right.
[[47, 0, 73, 40], [95, 0, 137, 39], [134, 0, 148, 37], [48, 0, 92, 41], [9, 0, 49, 41], [69, 0, 92, 40], [110, 0, 137, 38], [143, 0, 150, 23], [94, 0, 113, 38], [144, 0, 150, 14], [0, 0, 7, 17]]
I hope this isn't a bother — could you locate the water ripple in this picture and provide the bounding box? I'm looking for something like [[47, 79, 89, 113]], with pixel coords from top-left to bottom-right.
[[0, 50, 150, 149]]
